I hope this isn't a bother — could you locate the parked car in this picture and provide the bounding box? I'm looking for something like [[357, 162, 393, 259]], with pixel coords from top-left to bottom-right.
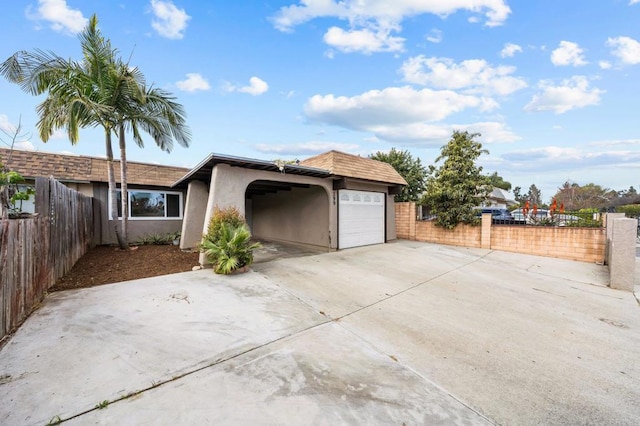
[[475, 207, 514, 222], [510, 208, 581, 226], [511, 208, 549, 224]]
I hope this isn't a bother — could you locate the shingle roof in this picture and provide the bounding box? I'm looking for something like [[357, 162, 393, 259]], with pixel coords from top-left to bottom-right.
[[0, 148, 189, 187], [300, 150, 407, 185]]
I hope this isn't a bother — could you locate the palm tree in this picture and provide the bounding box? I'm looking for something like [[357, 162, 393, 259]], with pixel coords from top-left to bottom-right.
[[114, 82, 190, 241], [0, 15, 190, 248]]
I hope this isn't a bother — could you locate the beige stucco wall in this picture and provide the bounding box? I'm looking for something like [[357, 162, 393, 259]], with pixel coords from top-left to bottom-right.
[[197, 164, 336, 264], [180, 180, 208, 250], [251, 186, 330, 248]]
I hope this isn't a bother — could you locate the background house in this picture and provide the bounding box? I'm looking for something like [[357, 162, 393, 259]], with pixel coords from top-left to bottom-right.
[[1, 148, 189, 245], [483, 187, 518, 209]]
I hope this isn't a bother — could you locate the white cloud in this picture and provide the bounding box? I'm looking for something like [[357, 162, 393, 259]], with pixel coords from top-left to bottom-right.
[[323, 25, 405, 54], [500, 42, 522, 58], [588, 138, 640, 147], [551, 41, 588, 66], [500, 146, 640, 172], [400, 56, 527, 96], [305, 86, 496, 129], [254, 141, 360, 156], [224, 77, 269, 96], [13, 141, 36, 151], [607, 36, 640, 64], [150, 0, 190, 40], [0, 114, 17, 135], [271, 0, 510, 54], [273, 0, 511, 29], [630, 0, 640, 5], [524, 76, 604, 114], [49, 129, 66, 140], [175, 73, 211, 92], [599, 60, 612, 69], [27, 0, 88, 34], [0, 115, 35, 150], [302, 86, 511, 145], [370, 121, 519, 145], [426, 29, 443, 43]]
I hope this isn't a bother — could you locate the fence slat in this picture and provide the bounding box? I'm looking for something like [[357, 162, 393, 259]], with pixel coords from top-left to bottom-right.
[[0, 177, 93, 342]]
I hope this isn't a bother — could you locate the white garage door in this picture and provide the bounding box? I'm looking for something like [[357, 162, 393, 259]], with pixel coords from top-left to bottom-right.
[[338, 190, 385, 249]]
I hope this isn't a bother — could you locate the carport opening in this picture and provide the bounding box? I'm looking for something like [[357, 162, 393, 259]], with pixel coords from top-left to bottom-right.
[[245, 180, 330, 249]]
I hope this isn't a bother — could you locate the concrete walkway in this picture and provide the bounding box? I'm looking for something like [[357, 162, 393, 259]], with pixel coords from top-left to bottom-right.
[[1, 241, 638, 425]]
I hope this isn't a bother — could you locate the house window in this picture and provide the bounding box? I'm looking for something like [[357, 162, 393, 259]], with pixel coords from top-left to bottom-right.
[[113, 190, 183, 220]]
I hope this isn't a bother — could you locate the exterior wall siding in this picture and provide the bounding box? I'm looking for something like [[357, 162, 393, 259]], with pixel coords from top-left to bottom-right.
[[395, 202, 606, 264]]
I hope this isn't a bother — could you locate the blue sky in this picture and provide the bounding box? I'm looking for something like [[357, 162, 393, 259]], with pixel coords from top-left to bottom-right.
[[1, 0, 639, 201]]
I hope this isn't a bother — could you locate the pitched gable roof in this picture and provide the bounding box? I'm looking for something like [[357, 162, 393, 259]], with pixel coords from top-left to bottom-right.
[[300, 150, 407, 185], [0, 148, 189, 187]]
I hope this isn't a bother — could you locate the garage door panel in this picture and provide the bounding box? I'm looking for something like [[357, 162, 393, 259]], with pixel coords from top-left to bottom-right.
[[338, 190, 385, 249]]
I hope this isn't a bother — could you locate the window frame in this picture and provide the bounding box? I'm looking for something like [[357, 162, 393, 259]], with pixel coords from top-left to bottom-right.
[[110, 188, 184, 221]]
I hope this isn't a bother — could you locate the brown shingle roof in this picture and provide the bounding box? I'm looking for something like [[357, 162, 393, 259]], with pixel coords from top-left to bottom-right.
[[0, 148, 189, 187], [300, 150, 407, 185]]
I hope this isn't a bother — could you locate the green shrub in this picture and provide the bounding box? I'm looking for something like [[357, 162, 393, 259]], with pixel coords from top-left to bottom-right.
[[204, 206, 246, 243], [200, 206, 261, 274], [200, 223, 261, 274], [616, 204, 640, 217], [138, 232, 180, 245]]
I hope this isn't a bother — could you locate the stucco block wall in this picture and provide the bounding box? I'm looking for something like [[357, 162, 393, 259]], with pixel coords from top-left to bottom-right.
[[415, 220, 482, 248], [395, 202, 606, 264], [251, 186, 330, 248], [395, 202, 415, 239], [490, 226, 605, 263]]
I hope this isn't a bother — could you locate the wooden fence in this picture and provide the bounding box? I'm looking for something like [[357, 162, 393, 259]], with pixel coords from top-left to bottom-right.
[[0, 177, 93, 341]]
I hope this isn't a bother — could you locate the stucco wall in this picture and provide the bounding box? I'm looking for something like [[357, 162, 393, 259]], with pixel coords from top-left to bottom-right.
[[180, 180, 208, 250], [198, 164, 336, 255], [251, 186, 330, 248], [395, 202, 606, 264]]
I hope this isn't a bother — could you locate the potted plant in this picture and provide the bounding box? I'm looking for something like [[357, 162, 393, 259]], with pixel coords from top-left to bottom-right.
[[172, 231, 181, 246]]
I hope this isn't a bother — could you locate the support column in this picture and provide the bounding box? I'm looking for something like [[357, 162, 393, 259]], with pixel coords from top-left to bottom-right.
[[481, 213, 491, 249], [609, 217, 637, 292], [180, 180, 208, 250], [605, 213, 625, 265]]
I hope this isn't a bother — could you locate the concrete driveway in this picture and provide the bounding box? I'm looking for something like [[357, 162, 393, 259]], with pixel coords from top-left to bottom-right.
[[1, 241, 638, 425]]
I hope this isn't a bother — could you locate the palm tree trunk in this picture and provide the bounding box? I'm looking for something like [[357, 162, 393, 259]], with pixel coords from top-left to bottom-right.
[[0, 185, 8, 219], [118, 123, 129, 246], [106, 131, 128, 249]]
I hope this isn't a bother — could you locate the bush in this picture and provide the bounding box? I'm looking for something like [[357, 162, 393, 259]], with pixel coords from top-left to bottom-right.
[[204, 206, 246, 243], [138, 232, 180, 245], [200, 206, 261, 274], [616, 204, 640, 218]]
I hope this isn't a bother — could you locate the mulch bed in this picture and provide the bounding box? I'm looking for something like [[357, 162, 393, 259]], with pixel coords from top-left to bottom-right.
[[51, 244, 201, 291]]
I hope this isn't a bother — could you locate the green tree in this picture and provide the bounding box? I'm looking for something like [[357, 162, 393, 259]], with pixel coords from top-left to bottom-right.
[[526, 184, 542, 206], [421, 131, 491, 229], [512, 186, 524, 204], [1, 15, 190, 247], [369, 148, 427, 202], [486, 171, 511, 191]]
